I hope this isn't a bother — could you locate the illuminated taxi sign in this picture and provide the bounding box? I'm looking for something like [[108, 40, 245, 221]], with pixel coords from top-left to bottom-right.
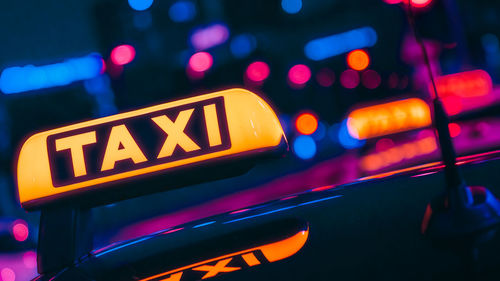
[[430, 70, 492, 98], [16, 88, 286, 209], [140, 228, 308, 281], [347, 98, 431, 140]]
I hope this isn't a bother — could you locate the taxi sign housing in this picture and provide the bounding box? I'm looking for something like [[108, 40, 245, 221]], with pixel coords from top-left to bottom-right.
[[16, 88, 286, 210]]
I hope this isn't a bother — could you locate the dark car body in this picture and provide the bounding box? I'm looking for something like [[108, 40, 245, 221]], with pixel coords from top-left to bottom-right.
[[35, 149, 500, 281]]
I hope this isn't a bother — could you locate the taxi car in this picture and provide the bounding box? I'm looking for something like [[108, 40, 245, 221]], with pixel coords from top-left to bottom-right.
[[13, 86, 500, 281]]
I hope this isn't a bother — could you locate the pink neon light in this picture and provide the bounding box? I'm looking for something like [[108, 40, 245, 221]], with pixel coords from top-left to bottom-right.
[[246, 61, 270, 82], [110, 45, 136, 66], [12, 220, 29, 242], [188, 52, 213, 72], [23, 251, 37, 269], [288, 64, 311, 85], [410, 0, 432, 8], [162, 227, 184, 235], [311, 185, 336, 192], [280, 195, 298, 201], [0, 268, 15, 281], [230, 208, 250, 215]]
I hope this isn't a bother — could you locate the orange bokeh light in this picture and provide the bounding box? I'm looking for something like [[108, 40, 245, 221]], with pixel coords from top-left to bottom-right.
[[347, 98, 432, 140], [295, 113, 318, 135], [347, 50, 370, 71]]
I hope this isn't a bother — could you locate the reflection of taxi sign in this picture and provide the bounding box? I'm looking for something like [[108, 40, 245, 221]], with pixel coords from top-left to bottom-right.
[[347, 98, 431, 140], [16, 88, 286, 209], [141, 227, 308, 281]]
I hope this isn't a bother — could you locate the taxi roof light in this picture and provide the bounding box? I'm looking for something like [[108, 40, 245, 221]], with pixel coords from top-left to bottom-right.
[[16, 88, 286, 210]]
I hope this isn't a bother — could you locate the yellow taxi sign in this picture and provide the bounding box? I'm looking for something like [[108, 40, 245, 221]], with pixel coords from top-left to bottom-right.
[[16, 88, 286, 209], [347, 98, 432, 140]]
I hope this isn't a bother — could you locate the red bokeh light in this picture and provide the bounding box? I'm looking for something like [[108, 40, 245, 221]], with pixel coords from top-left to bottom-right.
[[347, 50, 370, 71], [110, 45, 136, 66], [288, 64, 311, 85], [361, 69, 381, 89], [316, 68, 335, 87], [448, 123, 461, 138], [410, 0, 432, 8], [388, 72, 399, 89], [295, 113, 318, 135], [246, 61, 270, 82], [188, 52, 213, 72], [441, 96, 463, 116], [12, 220, 29, 242], [340, 69, 360, 89]]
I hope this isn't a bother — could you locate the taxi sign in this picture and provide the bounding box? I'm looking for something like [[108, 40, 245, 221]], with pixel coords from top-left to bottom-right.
[[16, 88, 286, 209], [346, 98, 431, 140]]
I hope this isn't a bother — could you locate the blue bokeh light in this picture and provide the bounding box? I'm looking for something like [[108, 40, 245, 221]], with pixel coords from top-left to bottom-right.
[[293, 135, 317, 160], [304, 26, 377, 61], [128, 0, 154, 11], [230, 34, 257, 58], [281, 0, 302, 14], [133, 11, 153, 30], [169, 0, 197, 23], [0, 54, 104, 94], [338, 119, 365, 149]]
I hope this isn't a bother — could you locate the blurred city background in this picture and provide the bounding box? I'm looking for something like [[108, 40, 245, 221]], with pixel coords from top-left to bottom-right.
[[1, 0, 500, 279]]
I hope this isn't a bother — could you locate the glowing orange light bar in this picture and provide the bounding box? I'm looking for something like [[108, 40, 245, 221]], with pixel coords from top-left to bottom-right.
[[140, 228, 309, 281], [16, 88, 286, 209], [347, 98, 432, 140], [431, 70, 492, 98]]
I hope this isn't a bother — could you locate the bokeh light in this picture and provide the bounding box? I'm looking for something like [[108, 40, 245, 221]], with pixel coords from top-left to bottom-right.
[[246, 61, 270, 82], [230, 34, 257, 58], [128, 0, 154, 11], [0, 268, 15, 281], [23, 251, 37, 269], [448, 123, 461, 138], [288, 64, 311, 86], [188, 52, 213, 72], [169, 0, 197, 23], [305, 27, 377, 61], [295, 113, 318, 135], [110, 45, 136, 66], [281, 0, 303, 14], [347, 50, 370, 71], [340, 69, 360, 89], [338, 119, 365, 149], [441, 95, 463, 115], [410, 0, 433, 8], [316, 68, 335, 87], [361, 69, 381, 89], [293, 135, 317, 160], [12, 220, 29, 242], [190, 23, 229, 51]]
